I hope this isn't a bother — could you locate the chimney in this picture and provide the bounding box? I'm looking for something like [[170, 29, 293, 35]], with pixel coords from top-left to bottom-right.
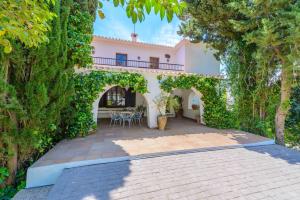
[[131, 33, 138, 42]]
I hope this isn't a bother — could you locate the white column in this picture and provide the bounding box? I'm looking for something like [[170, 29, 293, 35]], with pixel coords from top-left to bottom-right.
[[191, 87, 205, 124], [91, 86, 114, 123], [92, 97, 101, 123], [142, 73, 162, 128]]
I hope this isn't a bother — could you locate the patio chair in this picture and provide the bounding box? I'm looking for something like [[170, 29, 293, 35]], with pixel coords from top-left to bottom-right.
[[110, 112, 122, 127], [133, 112, 143, 126], [121, 113, 134, 128]]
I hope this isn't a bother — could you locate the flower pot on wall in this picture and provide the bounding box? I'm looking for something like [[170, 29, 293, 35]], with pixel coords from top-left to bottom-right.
[[158, 115, 168, 130], [191, 104, 199, 110]]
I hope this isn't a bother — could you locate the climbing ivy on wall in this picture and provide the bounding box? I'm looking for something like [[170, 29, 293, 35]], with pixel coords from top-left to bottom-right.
[[66, 71, 148, 137], [158, 74, 236, 129]]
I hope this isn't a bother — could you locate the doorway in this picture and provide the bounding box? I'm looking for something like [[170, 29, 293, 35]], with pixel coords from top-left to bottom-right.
[[149, 57, 159, 69]]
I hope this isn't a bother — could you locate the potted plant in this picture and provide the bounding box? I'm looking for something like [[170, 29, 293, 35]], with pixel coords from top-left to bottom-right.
[[154, 93, 179, 130], [174, 95, 183, 118]]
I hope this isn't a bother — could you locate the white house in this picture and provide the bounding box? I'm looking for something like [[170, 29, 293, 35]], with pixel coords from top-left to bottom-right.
[[25, 35, 222, 188], [89, 33, 221, 128]]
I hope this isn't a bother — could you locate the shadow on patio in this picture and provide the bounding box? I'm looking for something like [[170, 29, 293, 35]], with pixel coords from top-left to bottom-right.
[[33, 118, 273, 168]]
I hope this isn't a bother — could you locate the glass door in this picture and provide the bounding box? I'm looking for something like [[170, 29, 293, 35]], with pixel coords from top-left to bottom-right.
[[116, 53, 127, 66]]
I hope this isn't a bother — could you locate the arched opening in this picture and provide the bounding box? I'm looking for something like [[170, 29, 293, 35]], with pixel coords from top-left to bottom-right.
[[93, 85, 150, 127], [169, 88, 204, 124]]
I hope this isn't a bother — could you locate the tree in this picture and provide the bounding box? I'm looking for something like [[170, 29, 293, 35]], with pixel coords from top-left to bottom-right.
[[179, 0, 300, 145], [286, 83, 300, 146], [98, 0, 186, 23], [0, 0, 74, 187], [0, 0, 55, 53], [0, 0, 185, 54]]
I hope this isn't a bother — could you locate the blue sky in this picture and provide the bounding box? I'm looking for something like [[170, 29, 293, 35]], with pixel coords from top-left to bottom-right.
[[93, 2, 182, 46]]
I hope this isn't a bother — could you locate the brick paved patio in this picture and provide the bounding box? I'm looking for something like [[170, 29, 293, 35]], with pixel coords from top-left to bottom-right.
[[25, 118, 274, 188], [33, 118, 272, 167]]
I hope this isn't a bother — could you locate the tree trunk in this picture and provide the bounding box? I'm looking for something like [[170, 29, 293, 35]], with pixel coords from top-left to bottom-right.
[[275, 66, 292, 145], [1, 53, 19, 185], [6, 141, 18, 185]]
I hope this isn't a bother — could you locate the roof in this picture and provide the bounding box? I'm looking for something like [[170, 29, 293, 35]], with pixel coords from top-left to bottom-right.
[[93, 35, 188, 50]]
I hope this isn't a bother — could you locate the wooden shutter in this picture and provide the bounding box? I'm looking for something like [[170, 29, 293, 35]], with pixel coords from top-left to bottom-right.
[[125, 88, 136, 107]]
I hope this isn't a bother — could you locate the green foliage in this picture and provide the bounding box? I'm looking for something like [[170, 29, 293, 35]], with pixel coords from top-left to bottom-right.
[[286, 85, 300, 146], [0, 0, 97, 196], [0, 167, 9, 185], [0, 166, 26, 199], [179, 0, 300, 142], [98, 0, 186, 23], [0, 0, 74, 154], [0, 0, 55, 53], [153, 92, 170, 116], [167, 95, 180, 113], [66, 71, 147, 137], [67, 0, 97, 67], [158, 75, 236, 129]]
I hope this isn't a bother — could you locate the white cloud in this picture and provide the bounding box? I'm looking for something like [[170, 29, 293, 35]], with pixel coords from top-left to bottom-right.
[[150, 23, 182, 46]]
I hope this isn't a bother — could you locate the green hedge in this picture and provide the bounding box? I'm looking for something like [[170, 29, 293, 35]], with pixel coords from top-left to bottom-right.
[[158, 74, 236, 129], [66, 71, 148, 137]]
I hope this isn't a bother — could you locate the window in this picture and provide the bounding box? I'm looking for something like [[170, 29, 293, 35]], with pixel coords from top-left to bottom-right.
[[116, 53, 127, 66], [99, 86, 136, 108], [107, 86, 126, 107]]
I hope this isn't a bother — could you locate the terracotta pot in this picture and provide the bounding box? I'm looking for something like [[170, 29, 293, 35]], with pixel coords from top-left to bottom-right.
[[157, 115, 168, 130]]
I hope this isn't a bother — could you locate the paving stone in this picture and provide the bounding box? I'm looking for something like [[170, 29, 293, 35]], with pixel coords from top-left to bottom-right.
[[17, 144, 300, 200], [12, 186, 52, 200]]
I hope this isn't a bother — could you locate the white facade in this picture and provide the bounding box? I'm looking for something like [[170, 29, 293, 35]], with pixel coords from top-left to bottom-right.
[[92, 35, 220, 75], [90, 35, 221, 128]]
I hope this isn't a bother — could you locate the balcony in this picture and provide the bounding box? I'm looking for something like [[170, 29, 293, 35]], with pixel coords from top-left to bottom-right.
[[93, 57, 184, 71]]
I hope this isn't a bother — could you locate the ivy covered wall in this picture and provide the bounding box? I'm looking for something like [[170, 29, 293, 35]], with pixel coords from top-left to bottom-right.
[[65, 71, 148, 138], [158, 74, 236, 129]]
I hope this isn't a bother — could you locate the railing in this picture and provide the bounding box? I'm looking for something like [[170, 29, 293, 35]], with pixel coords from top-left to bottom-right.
[[93, 57, 184, 71]]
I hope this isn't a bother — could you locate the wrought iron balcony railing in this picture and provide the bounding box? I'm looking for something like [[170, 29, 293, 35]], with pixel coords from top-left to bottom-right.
[[93, 57, 184, 71]]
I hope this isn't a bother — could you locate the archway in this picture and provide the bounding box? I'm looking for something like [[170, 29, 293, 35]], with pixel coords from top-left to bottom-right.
[[92, 85, 152, 127], [170, 87, 204, 124]]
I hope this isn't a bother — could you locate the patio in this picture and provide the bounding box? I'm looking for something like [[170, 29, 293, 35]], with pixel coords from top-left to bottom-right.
[[26, 118, 274, 188], [34, 118, 273, 166]]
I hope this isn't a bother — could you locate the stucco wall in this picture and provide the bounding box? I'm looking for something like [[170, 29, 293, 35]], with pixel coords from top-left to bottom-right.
[[92, 38, 177, 66], [184, 42, 220, 76], [174, 44, 185, 66], [182, 90, 202, 120], [171, 89, 203, 122], [92, 37, 220, 76], [136, 93, 147, 107]]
